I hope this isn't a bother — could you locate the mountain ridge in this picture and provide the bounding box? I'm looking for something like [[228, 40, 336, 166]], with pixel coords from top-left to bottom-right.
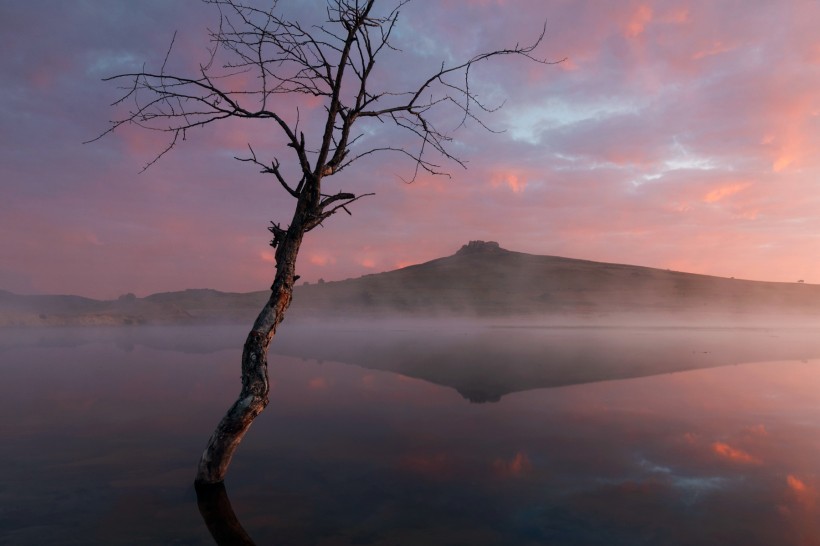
[[2, 241, 818, 326]]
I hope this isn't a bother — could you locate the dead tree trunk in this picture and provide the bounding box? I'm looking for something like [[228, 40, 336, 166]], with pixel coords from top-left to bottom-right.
[[93, 0, 555, 486], [196, 216, 306, 484]]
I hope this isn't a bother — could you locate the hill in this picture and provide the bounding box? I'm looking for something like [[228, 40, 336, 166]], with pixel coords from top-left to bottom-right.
[[1, 241, 818, 326], [292, 240, 820, 319]]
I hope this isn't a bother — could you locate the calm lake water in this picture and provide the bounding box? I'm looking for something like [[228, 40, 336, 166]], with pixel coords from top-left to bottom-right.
[[2, 322, 820, 545]]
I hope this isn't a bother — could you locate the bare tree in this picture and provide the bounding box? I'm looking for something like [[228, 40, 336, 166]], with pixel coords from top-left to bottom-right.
[[93, 0, 557, 485]]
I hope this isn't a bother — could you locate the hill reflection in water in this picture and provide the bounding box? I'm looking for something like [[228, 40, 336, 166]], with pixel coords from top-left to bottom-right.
[[1, 322, 820, 544]]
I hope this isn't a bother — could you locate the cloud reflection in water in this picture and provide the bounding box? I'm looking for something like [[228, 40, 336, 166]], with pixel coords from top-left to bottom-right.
[[1, 325, 820, 544]]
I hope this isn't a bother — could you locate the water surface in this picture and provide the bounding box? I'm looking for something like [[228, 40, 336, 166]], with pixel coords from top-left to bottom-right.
[[1, 323, 820, 545]]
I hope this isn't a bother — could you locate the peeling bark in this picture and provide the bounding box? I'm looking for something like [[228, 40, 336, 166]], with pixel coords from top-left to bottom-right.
[[195, 229, 303, 485]]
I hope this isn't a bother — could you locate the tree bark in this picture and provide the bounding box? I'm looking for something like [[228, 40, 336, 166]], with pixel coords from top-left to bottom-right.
[[195, 225, 304, 485], [93, 0, 553, 490]]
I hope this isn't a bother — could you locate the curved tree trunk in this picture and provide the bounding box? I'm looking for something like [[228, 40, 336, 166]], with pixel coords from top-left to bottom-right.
[[195, 227, 304, 485], [98, 0, 551, 492]]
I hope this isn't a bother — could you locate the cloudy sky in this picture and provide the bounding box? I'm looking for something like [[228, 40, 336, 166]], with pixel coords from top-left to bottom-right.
[[2, 0, 819, 298]]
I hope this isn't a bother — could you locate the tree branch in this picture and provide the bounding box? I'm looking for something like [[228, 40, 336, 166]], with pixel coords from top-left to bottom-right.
[[91, 0, 559, 210], [235, 144, 300, 198]]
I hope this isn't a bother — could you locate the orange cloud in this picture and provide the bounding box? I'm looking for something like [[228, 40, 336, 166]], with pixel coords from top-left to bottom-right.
[[764, 93, 815, 173], [788, 474, 808, 493], [625, 5, 653, 38], [702, 182, 749, 203], [394, 260, 417, 270], [681, 432, 698, 444], [493, 451, 532, 477], [692, 41, 735, 60], [745, 424, 768, 436], [662, 7, 690, 24], [787, 474, 816, 508], [712, 442, 760, 464], [309, 254, 335, 267], [491, 171, 527, 193], [557, 58, 580, 72], [772, 147, 798, 173], [308, 377, 328, 390]]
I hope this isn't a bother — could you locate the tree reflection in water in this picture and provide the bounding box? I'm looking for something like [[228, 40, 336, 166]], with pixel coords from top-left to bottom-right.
[[195, 482, 256, 546]]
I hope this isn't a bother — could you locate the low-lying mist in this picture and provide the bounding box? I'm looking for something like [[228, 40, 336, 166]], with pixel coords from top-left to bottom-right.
[[5, 314, 820, 404], [4, 242, 820, 327]]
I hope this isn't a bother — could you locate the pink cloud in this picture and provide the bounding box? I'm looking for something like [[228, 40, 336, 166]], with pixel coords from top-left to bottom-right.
[[394, 260, 418, 270], [625, 5, 653, 38], [661, 7, 690, 25], [491, 170, 528, 193], [691, 41, 735, 61], [702, 182, 750, 204], [308, 254, 336, 267], [786, 474, 817, 510], [712, 442, 760, 464], [4, 0, 820, 296]]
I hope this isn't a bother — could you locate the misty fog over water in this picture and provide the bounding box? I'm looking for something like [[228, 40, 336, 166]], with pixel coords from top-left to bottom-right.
[[2, 321, 820, 545]]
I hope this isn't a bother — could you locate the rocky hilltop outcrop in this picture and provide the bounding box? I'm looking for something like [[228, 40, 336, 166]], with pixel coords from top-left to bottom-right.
[[456, 240, 502, 255]]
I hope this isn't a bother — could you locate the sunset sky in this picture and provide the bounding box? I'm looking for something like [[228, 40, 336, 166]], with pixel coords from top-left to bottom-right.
[[2, 0, 819, 299]]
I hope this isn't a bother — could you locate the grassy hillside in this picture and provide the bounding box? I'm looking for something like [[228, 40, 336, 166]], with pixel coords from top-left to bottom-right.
[[291, 241, 820, 318]]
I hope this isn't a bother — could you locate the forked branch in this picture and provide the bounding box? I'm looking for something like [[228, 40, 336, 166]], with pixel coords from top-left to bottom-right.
[[92, 0, 558, 487], [90, 0, 560, 187]]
